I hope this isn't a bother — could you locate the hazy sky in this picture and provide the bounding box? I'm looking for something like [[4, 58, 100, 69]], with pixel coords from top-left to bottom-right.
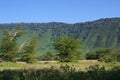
[[0, 0, 120, 23]]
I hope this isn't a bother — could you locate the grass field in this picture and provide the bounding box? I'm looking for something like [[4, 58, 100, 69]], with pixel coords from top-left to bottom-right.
[[0, 60, 120, 80], [0, 60, 120, 71]]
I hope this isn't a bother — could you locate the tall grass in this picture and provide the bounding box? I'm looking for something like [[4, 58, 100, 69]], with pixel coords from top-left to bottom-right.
[[0, 64, 120, 80]]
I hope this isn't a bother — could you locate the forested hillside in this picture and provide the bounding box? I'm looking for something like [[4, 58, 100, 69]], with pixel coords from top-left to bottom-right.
[[0, 18, 120, 53]]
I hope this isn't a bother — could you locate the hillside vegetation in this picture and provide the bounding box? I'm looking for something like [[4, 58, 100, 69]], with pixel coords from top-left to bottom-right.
[[0, 18, 120, 53]]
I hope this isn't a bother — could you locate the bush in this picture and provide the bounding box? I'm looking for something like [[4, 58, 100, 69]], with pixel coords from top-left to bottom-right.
[[86, 48, 120, 62], [40, 51, 57, 61], [86, 52, 99, 59]]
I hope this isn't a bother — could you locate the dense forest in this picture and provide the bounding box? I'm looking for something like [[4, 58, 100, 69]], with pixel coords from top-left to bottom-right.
[[0, 17, 120, 54]]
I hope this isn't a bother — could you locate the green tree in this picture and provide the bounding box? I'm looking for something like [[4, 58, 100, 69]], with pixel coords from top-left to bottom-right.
[[20, 37, 38, 63], [0, 28, 24, 62], [98, 48, 119, 62], [53, 36, 82, 62]]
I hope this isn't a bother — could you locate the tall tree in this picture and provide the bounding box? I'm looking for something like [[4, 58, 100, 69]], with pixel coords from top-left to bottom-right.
[[0, 28, 24, 62], [54, 36, 82, 61], [20, 37, 38, 63]]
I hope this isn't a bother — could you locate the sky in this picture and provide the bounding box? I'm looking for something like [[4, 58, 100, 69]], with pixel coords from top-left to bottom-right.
[[0, 0, 120, 23]]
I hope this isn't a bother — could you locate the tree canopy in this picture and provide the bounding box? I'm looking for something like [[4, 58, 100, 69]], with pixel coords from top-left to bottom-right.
[[0, 28, 24, 62], [54, 36, 82, 61]]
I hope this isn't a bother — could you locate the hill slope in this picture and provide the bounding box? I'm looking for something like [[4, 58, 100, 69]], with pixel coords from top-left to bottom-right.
[[0, 18, 120, 53]]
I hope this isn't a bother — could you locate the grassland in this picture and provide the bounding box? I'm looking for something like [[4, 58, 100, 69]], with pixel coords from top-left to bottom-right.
[[0, 60, 120, 71], [0, 60, 120, 80]]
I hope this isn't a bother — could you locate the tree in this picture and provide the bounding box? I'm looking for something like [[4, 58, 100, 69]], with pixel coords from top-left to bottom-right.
[[97, 48, 119, 62], [20, 37, 38, 63], [53, 36, 82, 62], [0, 28, 24, 62]]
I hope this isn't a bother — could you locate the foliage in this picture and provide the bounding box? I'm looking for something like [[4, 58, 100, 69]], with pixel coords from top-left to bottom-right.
[[54, 36, 82, 61], [0, 18, 120, 53], [20, 37, 38, 63], [0, 28, 24, 62], [86, 48, 120, 62], [0, 18, 120, 62], [86, 51, 99, 59], [0, 65, 120, 80], [97, 48, 120, 62], [40, 51, 57, 61]]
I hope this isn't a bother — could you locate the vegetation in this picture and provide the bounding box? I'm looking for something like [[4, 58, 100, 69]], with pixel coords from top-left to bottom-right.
[[54, 36, 82, 61], [0, 64, 120, 80], [86, 48, 120, 62], [0, 18, 120, 62], [40, 51, 57, 61], [20, 37, 38, 63], [0, 28, 38, 63], [0, 18, 120, 79], [0, 28, 24, 62], [0, 18, 120, 53]]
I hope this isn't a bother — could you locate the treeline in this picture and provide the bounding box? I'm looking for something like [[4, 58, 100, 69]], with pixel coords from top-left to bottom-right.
[[0, 18, 120, 62], [0, 27, 120, 63], [0, 28, 83, 62]]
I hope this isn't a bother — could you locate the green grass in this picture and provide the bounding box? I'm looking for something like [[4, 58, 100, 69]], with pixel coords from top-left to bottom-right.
[[0, 60, 120, 71], [0, 61, 120, 80]]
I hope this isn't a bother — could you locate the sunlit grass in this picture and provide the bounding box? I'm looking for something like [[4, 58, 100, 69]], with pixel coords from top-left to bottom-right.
[[0, 60, 120, 71]]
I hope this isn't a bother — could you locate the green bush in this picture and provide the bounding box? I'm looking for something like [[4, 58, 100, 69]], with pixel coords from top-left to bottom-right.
[[86, 52, 99, 59], [86, 48, 120, 62], [40, 51, 57, 61]]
